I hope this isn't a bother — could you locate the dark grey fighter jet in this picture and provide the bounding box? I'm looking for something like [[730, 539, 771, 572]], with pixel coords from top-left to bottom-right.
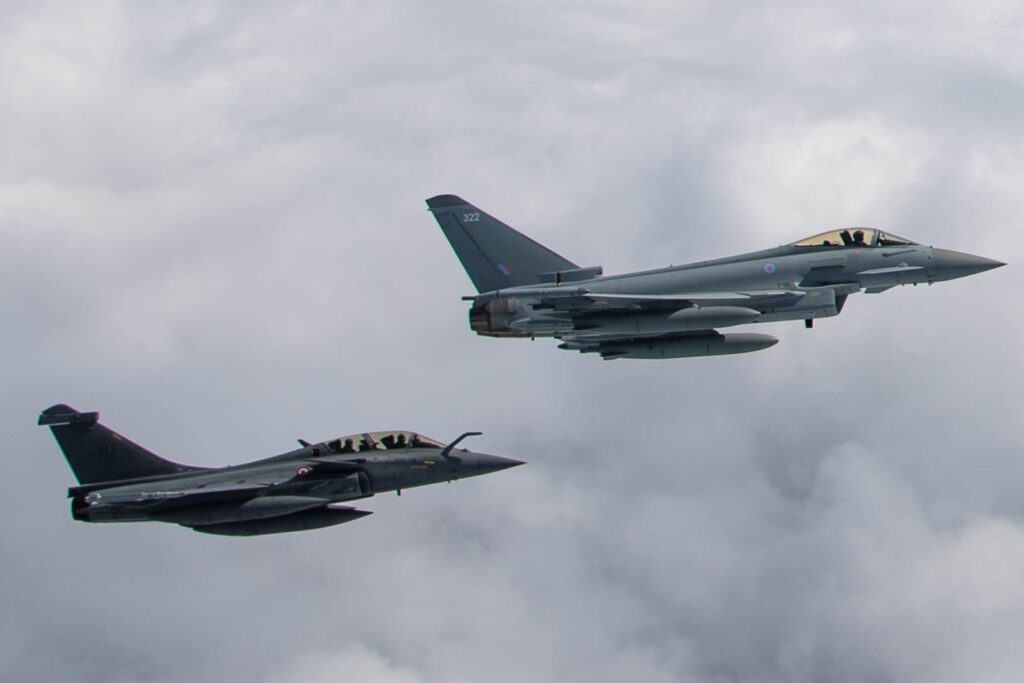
[[427, 195, 1004, 359], [39, 404, 523, 536]]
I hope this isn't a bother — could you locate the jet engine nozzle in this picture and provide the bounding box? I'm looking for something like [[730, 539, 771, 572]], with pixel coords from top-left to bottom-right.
[[469, 298, 532, 337], [70, 495, 90, 521]]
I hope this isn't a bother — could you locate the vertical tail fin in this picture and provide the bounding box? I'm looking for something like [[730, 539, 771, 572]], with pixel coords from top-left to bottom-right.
[[426, 195, 579, 292], [38, 404, 202, 485]]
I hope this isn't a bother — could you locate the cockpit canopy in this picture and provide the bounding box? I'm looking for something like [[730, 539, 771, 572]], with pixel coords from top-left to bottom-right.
[[790, 228, 917, 248], [320, 431, 446, 454]]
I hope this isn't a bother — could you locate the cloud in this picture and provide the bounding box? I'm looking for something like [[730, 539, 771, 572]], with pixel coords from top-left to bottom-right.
[[2, 2, 1023, 682], [914, 518, 1024, 616], [264, 645, 424, 683]]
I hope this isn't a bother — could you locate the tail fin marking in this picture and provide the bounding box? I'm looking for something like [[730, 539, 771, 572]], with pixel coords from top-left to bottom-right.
[[426, 195, 578, 293], [38, 404, 203, 485]]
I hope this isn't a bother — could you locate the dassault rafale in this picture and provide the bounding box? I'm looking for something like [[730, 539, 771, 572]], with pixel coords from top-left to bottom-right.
[[427, 195, 1004, 360], [39, 404, 522, 536]]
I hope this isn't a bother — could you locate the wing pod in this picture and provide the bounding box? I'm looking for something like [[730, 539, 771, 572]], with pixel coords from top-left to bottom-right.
[[152, 495, 331, 525], [562, 332, 779, 360], [186, 506, 372, 536], [571, 306, 761, 338]]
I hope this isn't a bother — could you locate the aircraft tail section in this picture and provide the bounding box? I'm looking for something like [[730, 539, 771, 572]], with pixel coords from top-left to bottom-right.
[[426, 195, 579, 292], [38, 404, 203, 485]]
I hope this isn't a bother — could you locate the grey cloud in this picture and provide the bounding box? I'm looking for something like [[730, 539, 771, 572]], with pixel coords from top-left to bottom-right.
[[2, 1, 1023, 682]]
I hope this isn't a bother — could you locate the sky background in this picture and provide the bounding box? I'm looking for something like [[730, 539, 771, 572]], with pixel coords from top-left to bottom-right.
[[2, 2, 1023, 681]]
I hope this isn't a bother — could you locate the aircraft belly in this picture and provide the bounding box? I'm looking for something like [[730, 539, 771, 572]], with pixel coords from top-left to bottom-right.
[[756, 287, 842, 323], [187, 507, 372, 536], [150, 495, 330, 525], [757, 307, 837, 323], [569, 306, 761, 339]]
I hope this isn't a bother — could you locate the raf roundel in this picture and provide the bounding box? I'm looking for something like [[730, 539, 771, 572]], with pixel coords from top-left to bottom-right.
[[295, 465, 312, 476], [763, 263, 777, 274]]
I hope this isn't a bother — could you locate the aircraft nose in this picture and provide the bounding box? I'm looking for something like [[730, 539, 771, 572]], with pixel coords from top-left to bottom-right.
[[460, 451, 526, 475], [932, 248, 1005, 282]]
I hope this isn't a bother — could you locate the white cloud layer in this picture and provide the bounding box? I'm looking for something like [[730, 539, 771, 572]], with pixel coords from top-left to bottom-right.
[[2, 2, 1023, 682], [264, 645, 423, 683]]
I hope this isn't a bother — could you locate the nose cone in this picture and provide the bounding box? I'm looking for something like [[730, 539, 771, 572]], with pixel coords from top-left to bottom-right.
[[932, 248, 1005, 282], [458, 451, 525, 477]]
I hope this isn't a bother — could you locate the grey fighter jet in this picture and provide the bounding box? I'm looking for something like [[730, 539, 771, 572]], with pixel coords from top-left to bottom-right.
[[427, 195, 1004, 359], [39, 404, 523, 536]]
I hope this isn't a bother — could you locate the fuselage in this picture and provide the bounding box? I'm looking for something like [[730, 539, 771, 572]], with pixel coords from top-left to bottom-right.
[[575, 242, 933, 323], [41, 402, 524, 536], [469, 236, 1000, 341], [426, 196, 1003, 359], [72, 440, 519, 525]]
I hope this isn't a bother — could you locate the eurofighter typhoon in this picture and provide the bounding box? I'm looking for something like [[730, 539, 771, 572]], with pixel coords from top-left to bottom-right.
[[39, 405, 522, 536], [427, 195, 1004, 360]]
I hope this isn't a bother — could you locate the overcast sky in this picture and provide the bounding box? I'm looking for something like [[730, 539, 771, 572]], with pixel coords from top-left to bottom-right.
[[3, 2, 1023, 681]]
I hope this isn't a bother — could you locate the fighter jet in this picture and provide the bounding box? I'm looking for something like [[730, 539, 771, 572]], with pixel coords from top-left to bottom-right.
[[38, 404, 523, 536], [427, 195, 1004, 359]]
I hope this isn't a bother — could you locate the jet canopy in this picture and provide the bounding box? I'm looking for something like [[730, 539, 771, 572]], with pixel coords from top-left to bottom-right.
[[790, 228, 917, 248], [321, 431, 446, 454]]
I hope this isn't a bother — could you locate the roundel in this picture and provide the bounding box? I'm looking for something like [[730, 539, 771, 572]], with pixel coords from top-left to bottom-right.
[[295, 465, 312, 476], [763, 263, 777, 274]]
